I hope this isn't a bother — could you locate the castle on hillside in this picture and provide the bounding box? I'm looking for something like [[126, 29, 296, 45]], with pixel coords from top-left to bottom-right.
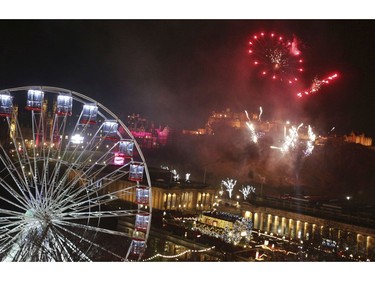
[[344, 132, 372, 147], [183, 108, 272, 135]]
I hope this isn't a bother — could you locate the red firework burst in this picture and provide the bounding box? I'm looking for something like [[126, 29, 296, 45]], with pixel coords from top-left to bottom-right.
[[248, 32, 304, 85], [297, 73, 338, 98]]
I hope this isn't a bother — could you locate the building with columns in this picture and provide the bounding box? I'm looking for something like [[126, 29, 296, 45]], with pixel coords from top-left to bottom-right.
[[151, 182, 216, 212], [103, 167, 217, 213], [241, 203, 375, 259]]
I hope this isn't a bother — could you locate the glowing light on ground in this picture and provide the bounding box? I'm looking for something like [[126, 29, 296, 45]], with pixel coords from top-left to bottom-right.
[[139, 246, 216, 261]]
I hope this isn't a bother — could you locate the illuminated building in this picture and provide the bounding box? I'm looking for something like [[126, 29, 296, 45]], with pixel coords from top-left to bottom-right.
[[103, 167, 216, 213], [344, 132, 373, 147], [126, 113, 171, 148], [182, 108, 274, 136]]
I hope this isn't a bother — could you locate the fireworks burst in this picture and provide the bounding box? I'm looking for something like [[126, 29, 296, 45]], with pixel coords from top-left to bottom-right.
[[271, 123, 316, 157], [297, 73, 338, 98], [248, 32, 304, 84], [303, 125, 316, 157], [281, 123, 303, 154], [245, 110, 258, 143]]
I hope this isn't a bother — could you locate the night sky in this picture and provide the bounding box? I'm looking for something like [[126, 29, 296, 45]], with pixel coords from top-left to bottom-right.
[[1, 20, 374, 137]]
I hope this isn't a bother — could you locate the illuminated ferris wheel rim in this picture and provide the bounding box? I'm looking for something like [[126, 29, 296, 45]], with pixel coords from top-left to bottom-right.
[[0, 85, 152, 261]]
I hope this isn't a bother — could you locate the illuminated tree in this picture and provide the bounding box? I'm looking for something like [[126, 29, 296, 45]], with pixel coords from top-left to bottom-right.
[[240, 185, 256, 200], [221, 178, 237, 198]]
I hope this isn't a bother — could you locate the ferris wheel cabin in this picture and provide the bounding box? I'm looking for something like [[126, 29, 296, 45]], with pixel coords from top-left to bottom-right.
[[135, 213, 151, 232], [129, 238, 146, 257], [0, 92, 13, 117], [135, 186, 150, 205], [113, 140, 136, 165], [129, 164, 144, 182], [56, 93, 73, 116], [102, 120, 119, 140], [80, 103, 98, 124], [25, 89, 44, 111], [118, 140, 134, 157]]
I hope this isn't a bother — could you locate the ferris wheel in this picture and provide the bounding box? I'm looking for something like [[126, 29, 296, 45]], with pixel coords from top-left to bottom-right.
[[0, 86, 152, 261]]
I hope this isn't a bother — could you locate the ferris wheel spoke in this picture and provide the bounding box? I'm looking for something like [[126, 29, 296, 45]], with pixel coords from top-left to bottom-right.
[[30, 110, 45, 188], [47, 163, 127, 212], [0, 219, 27, 233], [0, 222, 27, 259], [0, 230, 26, 261], [18, 225, 65, 262], [0, 147, 38, 207], [37, 225, 82, 261], [49, 185, 88, 212], [45, 114, 93, 198], [6, 118, 31, 182], [53, 197, 99, 215], [57, 209, 140, 221], [52, 186, 130, 214], [46, 170, 89, 209], [42, 170, 80, 210], [69, 167, 131, 202], [45, 137, 115, 207], [51, 176, 130, 213], [47, 172, 102, 212], [42, 113, 80, 207], [60, 141, 119, 190], [39, 114, 67, 205], [0, 208, 26, 219], [54, 219, 133, 238], [87, 187, 134, 204], [51, 227, 91, 261], [53, 222, 126, 260], [58, 120, 111, 171], [0, 155, 41, 210], [56, 186, 135, 214], [54, 199, 102, 215], [9, 123, 49, 211], [0, 180, 33, 211]]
